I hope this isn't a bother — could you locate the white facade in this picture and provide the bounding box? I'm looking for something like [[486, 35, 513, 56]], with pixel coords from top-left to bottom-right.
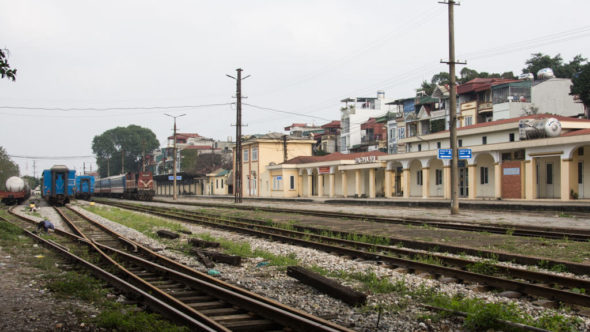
[[532, 78, 584, 117], [340, 91, 392, 154]]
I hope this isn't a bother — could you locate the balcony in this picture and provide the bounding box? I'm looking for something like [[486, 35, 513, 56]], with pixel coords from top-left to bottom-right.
[[460, 101, 477, 112], [478, 102, 493, 113]]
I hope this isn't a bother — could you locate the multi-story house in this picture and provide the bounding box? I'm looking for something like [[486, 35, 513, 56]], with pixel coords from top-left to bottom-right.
[[318, 120, 341, 154], [340, 91, 392, 154], [284, 123, 323, 137], [457, 78, 517, 126]]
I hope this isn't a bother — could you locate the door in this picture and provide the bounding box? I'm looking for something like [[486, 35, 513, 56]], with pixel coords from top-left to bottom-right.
[[252, 177, 257, 196], [459, 166, 468, 197], [546, 163, 554, 198], [579, 161, 584, 198], [395, 168, 402, 196]]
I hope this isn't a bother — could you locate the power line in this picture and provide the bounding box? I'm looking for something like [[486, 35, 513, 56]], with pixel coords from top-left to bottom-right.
[[0, 103, 233, 112], [243, 103, 331, 121], [9, 154, 95, 160]]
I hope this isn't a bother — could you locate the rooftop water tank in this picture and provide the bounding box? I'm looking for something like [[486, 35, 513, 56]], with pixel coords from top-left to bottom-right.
[[537, 68, 555, 80]]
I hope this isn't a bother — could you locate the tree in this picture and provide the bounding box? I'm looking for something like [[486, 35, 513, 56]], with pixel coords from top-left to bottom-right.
[[571, 62, 590, 114], [0, 146, 19, 190], [92, 125, 159, 177], [22, 175, 40, 189], [0, 49, 17, 81], [458, 67, 516, 84], [419, 72, 454, 95], [522, 53, 587, 79]]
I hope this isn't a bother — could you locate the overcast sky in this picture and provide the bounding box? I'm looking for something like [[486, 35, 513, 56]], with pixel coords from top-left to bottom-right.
[[1, 0, 589, 177]]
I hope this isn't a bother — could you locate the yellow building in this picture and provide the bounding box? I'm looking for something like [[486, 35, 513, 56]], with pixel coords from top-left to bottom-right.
[[205, 169, 231, 195], [234, 133, 315, 198]]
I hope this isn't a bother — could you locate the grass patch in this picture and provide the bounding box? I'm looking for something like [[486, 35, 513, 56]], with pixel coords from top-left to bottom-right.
[[45, 271, 108, 302], [0, 219, 24, 241], [83, 205, 189, 238], [96, 305, 188, 332], [194, 233, 299, 267], [466, 259, 499, 276]]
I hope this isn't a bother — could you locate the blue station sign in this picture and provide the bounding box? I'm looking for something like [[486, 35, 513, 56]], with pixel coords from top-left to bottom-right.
[[437, 149, 452, 160], [168, 175, 182, 181], [459, 148, 472, 159]]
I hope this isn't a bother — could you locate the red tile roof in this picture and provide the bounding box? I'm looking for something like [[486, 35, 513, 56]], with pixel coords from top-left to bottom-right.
[[182, 145, 218, 150], [457, 114, 590, 132], [561, 128, 590, 137], [321, 120, 341, 128], [457, 78, 519, 95], [283, 151, 387, 165]]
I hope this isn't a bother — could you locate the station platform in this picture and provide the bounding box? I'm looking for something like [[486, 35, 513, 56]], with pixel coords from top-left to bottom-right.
[[156, 194, 590, 213]]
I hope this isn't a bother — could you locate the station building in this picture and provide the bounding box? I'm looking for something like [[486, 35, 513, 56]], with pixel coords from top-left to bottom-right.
[[264, 115, 590, 201]]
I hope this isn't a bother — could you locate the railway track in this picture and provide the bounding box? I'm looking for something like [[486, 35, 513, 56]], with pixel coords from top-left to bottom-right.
[[100, 200, 590, 309], [151, 198, 590, 241], [8, 206, 352, 332]]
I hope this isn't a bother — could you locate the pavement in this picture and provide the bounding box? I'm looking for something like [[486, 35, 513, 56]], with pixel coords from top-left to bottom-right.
[[154, 195, 590, 231]]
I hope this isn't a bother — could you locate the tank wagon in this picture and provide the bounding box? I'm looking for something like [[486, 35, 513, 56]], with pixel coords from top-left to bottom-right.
[[95, 172, 154, 201], [0, 176, 31, 205], [75, 175, 95, 200], [41, 165, 75, 205]]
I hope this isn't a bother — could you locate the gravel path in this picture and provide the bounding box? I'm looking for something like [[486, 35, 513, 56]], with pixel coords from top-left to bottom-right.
[[66, 201, 589, 331]]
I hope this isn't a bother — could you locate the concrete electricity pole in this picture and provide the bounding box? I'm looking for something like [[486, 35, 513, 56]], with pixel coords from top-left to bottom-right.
[[440, 0, 465, 214], [227, 68, 250, 204], [165, 113, 186, 200]]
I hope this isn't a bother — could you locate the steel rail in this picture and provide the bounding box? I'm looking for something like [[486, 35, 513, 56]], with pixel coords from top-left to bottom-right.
[[106, 201, 590, 307], [150, 198, 590, 241], [120, 200, 590, 275], [105, 202, 590, 290], [66, 205, 354, 332], [0, 213, 218, 332], [54, 207, 231, 332]]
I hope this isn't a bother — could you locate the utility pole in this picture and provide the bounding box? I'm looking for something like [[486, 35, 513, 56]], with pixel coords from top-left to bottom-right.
[[83, 162, 86, 175], [32, 160, 36, 179], [165, 113, 186, 200], [227, 68, 250, 203], [440, 0, 465, 214]]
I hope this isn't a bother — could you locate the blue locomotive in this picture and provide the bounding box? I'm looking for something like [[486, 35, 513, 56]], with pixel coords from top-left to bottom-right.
[[41, 165, 75, 205], [75, 175, 95, 200]]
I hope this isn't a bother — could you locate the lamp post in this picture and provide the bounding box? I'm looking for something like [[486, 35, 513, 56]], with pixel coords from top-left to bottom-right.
[[164, 113, 186, 200]]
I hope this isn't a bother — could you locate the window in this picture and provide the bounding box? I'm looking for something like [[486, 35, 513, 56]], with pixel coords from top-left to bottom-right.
[[252, 147, 258, 161], [465, 116, 473, 126], [216, 179, 219, 188], [509, 133, 515, 142], [579, 162, 583, 184], [418, 144, 422, 152], [435, 169, 443, 185], [482, 136, 487, 145], [417, 170, 423, 185], [437, 142, 441, 149], [221, 179, 224, 188], [398, 127, 405, 139], [546, 164, 553, 185], [406, 143, 412, 152], [458, 139, 463, 147], [502, 153, 512, 161], [290, 176, 295, 190], [480, 167, 489, 184], [243, 149, 249, 162], [579, 147, 584, 156], [272, 176, 283, 190]]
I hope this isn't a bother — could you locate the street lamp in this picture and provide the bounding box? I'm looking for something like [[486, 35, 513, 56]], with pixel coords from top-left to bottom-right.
[[164, 113, 186, 200]]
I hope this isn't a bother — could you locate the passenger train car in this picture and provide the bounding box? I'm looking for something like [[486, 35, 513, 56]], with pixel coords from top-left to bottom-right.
[[75, 175, 95, 200], [95, 172, 154, 201], [41, 165, 75, 205], [0, 176, 31, 205]]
